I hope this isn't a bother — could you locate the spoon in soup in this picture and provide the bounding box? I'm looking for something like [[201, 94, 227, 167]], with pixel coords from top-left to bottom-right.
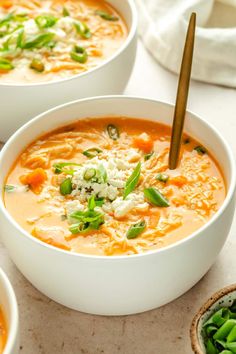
[[168, 12, 196, 170]]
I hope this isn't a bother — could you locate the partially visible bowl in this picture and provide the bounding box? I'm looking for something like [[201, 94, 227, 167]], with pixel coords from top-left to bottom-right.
[[0, 268, 19, 354], [191, 284, 236, 354], [0, 96, 235, 316], [0, 0, 137, 142]]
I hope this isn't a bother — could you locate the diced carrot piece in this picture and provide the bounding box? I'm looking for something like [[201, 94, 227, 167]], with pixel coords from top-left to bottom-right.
[[0, 69, 11, 74], [0, 1, 12, 9], [133, 133, 154, 153], [169, 175, 188, 187], [20, 168, 47, 194]]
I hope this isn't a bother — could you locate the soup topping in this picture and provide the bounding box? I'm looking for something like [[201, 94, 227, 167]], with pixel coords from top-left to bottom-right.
[[0, 0, 127, 83], [4, 118, 225, 256], [202, 300, 236, 354]]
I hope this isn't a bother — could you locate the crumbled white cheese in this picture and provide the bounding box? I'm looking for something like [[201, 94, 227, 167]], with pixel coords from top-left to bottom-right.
[[24, 19, 40, 35], [56, 17, 75, 33], [127, 150, 141, 163], [68, 151, 148, 218], [65, 200, 84, 215], [38, 186, 58, 202], [112, 197, 134, 218]]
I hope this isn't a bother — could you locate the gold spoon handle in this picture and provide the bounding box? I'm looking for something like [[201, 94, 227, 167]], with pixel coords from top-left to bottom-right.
[[168, 12, 196, 170]]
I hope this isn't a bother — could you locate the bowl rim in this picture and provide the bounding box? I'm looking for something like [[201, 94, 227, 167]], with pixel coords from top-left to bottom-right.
[[0, 268, 19, 354], [0, 0, 137, 88], [190, 283, 236, 354], [0, 95, 235, 261]]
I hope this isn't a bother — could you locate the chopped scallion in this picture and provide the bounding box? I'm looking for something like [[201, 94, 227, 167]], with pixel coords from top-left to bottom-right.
[[83, 147, 102, 158], [194, 145, 207, 155], [144, 152, 154, 161], [70, 45, 88, 64], [156, 173, 169, 183], [60, 178, 72, 196], [123, 162, 141, 199], [23, 33, 55, 49], [35, 15, 58, 29], [74, 21, 91, 39], [30, 59, 44, 72], [53, 162, 81, 174], [0, 57, 14, 70], [62, 6, 70, 17], [95, 10, 119, 21], [106, 124, 119, 140], [84, 168, 96, 181], [126, 220, 146, 239], [144, 187, 169, 207], [4, 184, 15, 192]]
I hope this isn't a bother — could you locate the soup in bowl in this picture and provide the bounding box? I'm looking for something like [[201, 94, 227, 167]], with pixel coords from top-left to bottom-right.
[[0, 0, 127, 84], [0, 268, 19, 354], [4, 118, 226, 256], [0, 96, 235, 315], [0, 0, 137, 141]]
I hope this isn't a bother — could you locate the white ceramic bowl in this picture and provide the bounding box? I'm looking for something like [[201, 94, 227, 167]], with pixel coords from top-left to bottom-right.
[[0, 0, 137, 142], [0, 268, 19, 354], [0, 96, 235, 316]]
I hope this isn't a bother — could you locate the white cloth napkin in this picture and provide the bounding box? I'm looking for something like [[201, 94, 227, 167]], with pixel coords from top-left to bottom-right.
[[135, 0, 236, 87]]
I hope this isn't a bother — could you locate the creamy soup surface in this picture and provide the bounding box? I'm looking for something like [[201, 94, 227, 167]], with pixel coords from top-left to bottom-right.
[[0, 308, 6, 353], [0, 0, 127, 83], [4, 117, 225, 256]]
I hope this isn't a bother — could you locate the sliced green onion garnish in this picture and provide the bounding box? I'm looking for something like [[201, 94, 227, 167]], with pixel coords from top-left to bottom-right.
[[213, 320, 236, 341], [63, 6, 70, 17], [144, 152, 154, 161], [106, 124, 119, 140], [69, 222, 87, 234], [16, 28, 24, 48], [95, 10, 119, 21], [35, 15, 58, 29], [0, 57, 14, 70], [53, 162, 81, 174], [0, 13, 13, 27], [126, 220, 146, 239], [23, 33, 55, 49], [13, 13, 28, 22], [206, 339, 218, 354], [194, 145, 207, 155], [70, 45, 88, 64], [69, 209, 104, 234], [123, 162, 141, 199], [183, 138, 190, 144], [202, 302, 236, 354], [4, 184, 15, 192], [144, 187, 169, 207], [83, 147, 102, 158], [156, 173, 169, 183], [88, 195, 96, 211], [60, 178, 72, 196], [97, 164, 107, 183], [74, 20, 91, 39], [30, 59, 44, 72], [83, 168, 96, 181], [95, 197, 104, 207]]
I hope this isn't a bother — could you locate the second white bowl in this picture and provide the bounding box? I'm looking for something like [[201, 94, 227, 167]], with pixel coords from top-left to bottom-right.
[[0, 268, 19, 354], [0, 0, 137, 142]]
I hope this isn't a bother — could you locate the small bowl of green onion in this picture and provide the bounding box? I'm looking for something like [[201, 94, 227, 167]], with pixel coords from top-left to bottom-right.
[[191, 284, 236, 354]]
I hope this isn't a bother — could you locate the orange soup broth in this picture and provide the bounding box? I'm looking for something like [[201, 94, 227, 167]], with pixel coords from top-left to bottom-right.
[[4, 117, 226, 256]]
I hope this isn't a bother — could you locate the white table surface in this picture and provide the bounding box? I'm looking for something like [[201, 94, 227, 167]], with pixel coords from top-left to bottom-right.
[[1, 41, 236, 354]]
